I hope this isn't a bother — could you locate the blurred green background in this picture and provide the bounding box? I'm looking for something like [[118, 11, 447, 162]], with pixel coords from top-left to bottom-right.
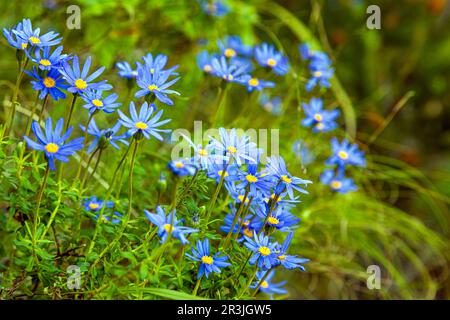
[[1, 0, 449, 299]]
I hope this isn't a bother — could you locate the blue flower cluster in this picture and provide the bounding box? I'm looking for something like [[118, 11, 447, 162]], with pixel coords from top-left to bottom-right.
[[299, 44, 334, 91]]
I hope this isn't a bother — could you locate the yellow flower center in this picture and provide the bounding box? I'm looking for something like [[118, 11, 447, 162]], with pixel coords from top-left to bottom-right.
[[135, 121, 148, 130], [150, 68, 155, 74], [313, 71, 322, 77], [43, 77, 55, 88], [270, 193, 281, 202], [174, 161, 184, 168], [203, 64, 212, 72], [223, 74, 233, 81], [314, 113, 323, 121], [267, 58, 277, 67], [217, 170, 229, 177], [278, 255, 286, 261], [237, 195, 249, 203], [261, 280, 269, 288], [75, 78, 87, 90], [148, 84, 159, 91], [92, 99, 103, 107], [39, 59, 51, 67], [338, 151, 349, 160], [258, 246, 271, 256], [29, 36, 40, 44], [248, 78, 259, 87], [21, 43, 28, 49], [198, 149, 208, 156], [45, 143, 59, 153], [89, 203, 100, 210], [267, 216, 280, 225], [201, 255, 214, 265], [281, 175, 292, 184], [224, 48, 236, 58], [243, 228, 253, 237], [163, 224, 173, 233], [245, 174, 258, 183], [227, 146, 237, 154], [331, 180, 342, 189]]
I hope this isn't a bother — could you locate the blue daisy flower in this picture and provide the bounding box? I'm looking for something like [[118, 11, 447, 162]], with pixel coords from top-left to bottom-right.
[[209, 128, 257, 166], [325, 138, 366, 168], [207, 163, 239, 184], [23, 117, 84, 170], [95, 211, 123, 225], [264, 156, 312, 199], [116, 61, 137, 79], [3, 19, 28, 50], [142, 53, 178, 76], [254, 43, 289, 75], [59, 55, 112, 94], [301, 97, 340, 132], [259, 92, 282, 116], [168, 159, 198, 177], [238, 75, 275, 92], [80, 119, 129, 153], [250, 270, 288, 298], [25, 67, 68, 100], [178, 133, 226, 170], [210, 56, 250, 83], [306, 55, 334, 91], [118, 101, 171, 140], [274, 231, 309, 270], [236, 161, 274, 196], [220, 210, 255, 239], [135, 61, 180, 106], [320, 169, 358, 194], [218, 35, 253, 58], [80, 89, 121, 114], [12, 18, 61, 48], [253, 206, 300, 232], [186, 239, 231, 279], [243, 232, 278, 270], [144, 206, 198, 244], [27, 45, 70, 71], [83, 196, 114, 212], [197, 50, 219, 74]]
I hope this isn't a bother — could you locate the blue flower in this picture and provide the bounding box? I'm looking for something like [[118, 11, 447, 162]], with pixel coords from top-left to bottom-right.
[[326, 138, 366, 168], [118, 101, 171, 140], [197, 50, 218, 74], [243, 232, 278, 270], [207, 163, 239, 184], [253, 206, 300, 232], [238, 75, 275, 92], [168, 159, 197, 177], [116, 61, 137, 79], [80, 89, 121, 114], [259, 92, 282, 115], [142, 53, 178, 76], [135, 61, 180, 106], [306, 54, 334, 91], [12, 18, 61, 48], [59, 55, 111, 94], [95, 212, 123, 225], [264, 156, 312, 199], [301, 97, 340, 132], [273, 232, 309, 270], [209, 128, 257, 166], [178, 133, 226, 170], [200, 0, 230, 17], [236, 161, 274, 196], [3, 20, 28, 50], [254, 43, 289, 75], [292, 140, 315, 166], [220, 211, 255, 239], [250, 270, 288, 298], [80, 119, 129, 153], [211, 56, 250, 83], [24, 117, 84, 170], [27, 45, 69, 71], [218, 35, 253, 58], [320, 169, 357, 194], [83, 196, 114, 212], [144, 206, 198, 244], [186, 239, 231, 279], [25, 67, 68, 100], [299, 43, 313, 60]]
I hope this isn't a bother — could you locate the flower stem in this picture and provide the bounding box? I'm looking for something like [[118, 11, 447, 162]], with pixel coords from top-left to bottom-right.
[[65, 94, 78, 131], [34, 163, 50, 238], [205, 164, 228, 224], [223, 188, 249, 250], [79, 147, 100, 192], [37, 93, 50, 123], [192, 276, 203, 296], [74, 111, 96, 183], [5, 57, 29, 136], [251, 268, 271, 297], [232, 196, 254, 241], [211, 83, 228, 127], [236, 264, 258, 299]]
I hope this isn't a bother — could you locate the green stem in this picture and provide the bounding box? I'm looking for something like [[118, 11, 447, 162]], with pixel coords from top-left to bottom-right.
[[205, 163, 229, 224], [37, 93, 50, 123], [233, 196, 254, 241], [251, 268, 272, 297], [65, 94, 78, 131], [74, 111, 96, 183], [192, 276, 203, 296], [34, 163, 50, 238], [236, 264, 258, 299], [6, 57, 29, 136], [211, 83, 228, 127], [223, 188, 249, 250], [79, 147, 100, 192]]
